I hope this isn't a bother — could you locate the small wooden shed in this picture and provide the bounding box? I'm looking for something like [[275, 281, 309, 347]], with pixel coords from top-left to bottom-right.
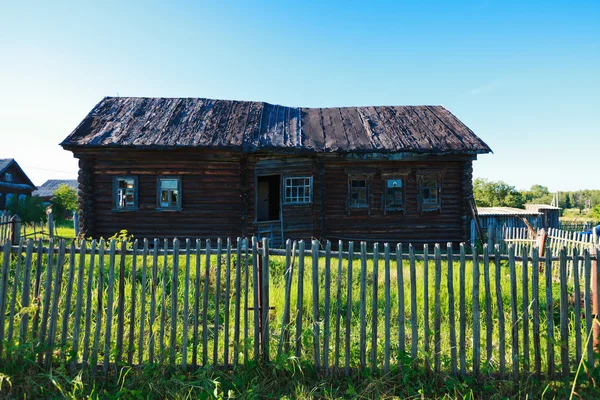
[[61, 97, 492, 246], [0, 159, 36, 210]]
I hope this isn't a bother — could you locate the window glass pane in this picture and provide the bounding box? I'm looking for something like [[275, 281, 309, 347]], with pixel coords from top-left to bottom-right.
[[284, 176, 311, 203], [387, 179, 402, 188], [116, 177, 136, 209], [161, 179, 178, 189]]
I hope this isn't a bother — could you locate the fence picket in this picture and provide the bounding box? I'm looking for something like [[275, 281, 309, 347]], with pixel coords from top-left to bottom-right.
[[423, 244, 430, 369], [446, 243, 457, 376], [572, 247, 582, 365], [83, 240, 97, 365], [71, 239, 87, 371], [251, 237, 260, 361], [472, 244, 481, 377], [531, 247, 541, 379], [559, 248, 569, 376], [170, 238, 180, 365], [335, 240, 343, 372], [370, 243, 379, 371], [148, 239, 159, 364], [508, 245, 519, 380], [233, 238, 242, 367], [261, 238, 270, 362], [19, 239, 34, 343], [31, 239, 44, 341], [159, 239, 168, 364], [138, 239, 148, 365], [409, 244, 418, 359], [311, 239, 320, 371], [45, 240, 66, 368], [344, 241, 354, 377], [482, 245, 492, 367], [103, 240, 117, 376], [323, 240, 332, 375], [213, 238, 222, 365], [128, 239, 138, 366], [91, 240, 105, 376], [384, 243, 391, 373], [38, 238, 54, 365], [277, 239, 294, 359], [396, 243, 405, 363], [224, 238, 232, 367], [203, 239, 211, 365], [7, 239, 24, 344], [545, 248, 555, 379], [295, 240, 305, 358], [60, 241, 76, 362], [434, 244, 442, 373], [116, 240, 127, 366], [192, 239, 201, 368], [182, 239, 191, 368], [359, 241, 367, 368], [520, 245, 530, 374], [584, 250, 593, 364]]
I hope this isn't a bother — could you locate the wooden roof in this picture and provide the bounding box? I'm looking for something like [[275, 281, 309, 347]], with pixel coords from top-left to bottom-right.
[[0, 158, 36, 189], [477, 207, 541, 216], [60, 97, 492, 155], [32, 179, 78, 198]]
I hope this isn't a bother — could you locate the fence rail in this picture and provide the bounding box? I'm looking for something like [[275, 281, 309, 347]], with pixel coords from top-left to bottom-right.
[[500, 226, 600, 254], [0, 236, 599, 380]]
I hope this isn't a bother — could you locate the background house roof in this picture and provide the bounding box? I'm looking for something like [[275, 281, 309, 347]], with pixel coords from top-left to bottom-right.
[[60, 97, 492, 155], [0, 158, 36, 189], [32, 179, 78, 198]]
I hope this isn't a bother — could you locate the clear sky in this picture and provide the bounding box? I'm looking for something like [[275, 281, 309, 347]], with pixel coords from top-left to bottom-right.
[[0, 1, 598, 191]]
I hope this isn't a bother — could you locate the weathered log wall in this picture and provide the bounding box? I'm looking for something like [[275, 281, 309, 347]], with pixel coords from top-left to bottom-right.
[[73, 149, 475, 245]]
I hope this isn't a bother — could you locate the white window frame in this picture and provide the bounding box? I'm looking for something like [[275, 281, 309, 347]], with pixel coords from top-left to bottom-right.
[[113, 176, 138, 211], [4, 173, 12, 182], [347, 174, 373, 211], [157, 176, 182, 210], [283, 176, 313, 204], [417, 172, 443, 214]]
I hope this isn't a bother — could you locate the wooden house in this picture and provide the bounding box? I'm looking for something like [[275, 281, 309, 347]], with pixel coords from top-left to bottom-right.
[[60, 97, 492, 246], [33, 179, 78, 201], [0, 159, 36, 210]]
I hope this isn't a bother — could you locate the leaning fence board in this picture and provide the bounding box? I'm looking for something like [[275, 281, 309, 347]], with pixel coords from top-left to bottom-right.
[[45, 240, 66, 368], [82, 240, 97, 365], [91, 240, 105, 377], [60, 241, 76, 363], [37, 238, 54, 365], [7, 239, 24, 344]]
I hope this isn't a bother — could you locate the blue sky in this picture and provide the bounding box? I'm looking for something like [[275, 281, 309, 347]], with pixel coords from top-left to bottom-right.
[[0, 1, 598, 191]]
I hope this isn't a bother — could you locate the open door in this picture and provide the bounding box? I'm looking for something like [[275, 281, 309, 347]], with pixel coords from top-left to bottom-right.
[[256, 175, 283, 246]]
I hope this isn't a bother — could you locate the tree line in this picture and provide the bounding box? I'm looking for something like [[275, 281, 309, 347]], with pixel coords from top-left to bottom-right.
[[473, 178, 600, 218]]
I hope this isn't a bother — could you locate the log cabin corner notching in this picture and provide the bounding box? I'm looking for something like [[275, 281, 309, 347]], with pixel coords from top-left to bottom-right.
[[60, 97, 492, 246]]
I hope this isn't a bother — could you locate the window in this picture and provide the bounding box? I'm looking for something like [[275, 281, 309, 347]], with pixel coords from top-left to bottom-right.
[[284, 176, 312, 204], [113, 176, 137, 210], [157, 177, 181, 210], [385, 178, 404, 210], [417, 173, 442, 214], [4, 173, 12, 182], [349, 177, 369, 208], [421, 179, 439, 207]]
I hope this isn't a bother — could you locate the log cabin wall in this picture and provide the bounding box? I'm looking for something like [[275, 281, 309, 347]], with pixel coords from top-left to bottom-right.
[[74, 149, 243, 241], [321, 156, 475, 246]]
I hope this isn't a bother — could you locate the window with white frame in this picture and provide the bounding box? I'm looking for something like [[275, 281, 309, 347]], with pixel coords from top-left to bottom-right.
[[421, 178, 439, 207], [284, 176, 312, 204], [114, 176, 137, 210], [4, 173, 12, 182], [385, 178, 404, 210], [158, 177, 181, 209]]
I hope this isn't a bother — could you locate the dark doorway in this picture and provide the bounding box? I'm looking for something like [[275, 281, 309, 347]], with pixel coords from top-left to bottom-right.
[[257, 175, 281, 221]]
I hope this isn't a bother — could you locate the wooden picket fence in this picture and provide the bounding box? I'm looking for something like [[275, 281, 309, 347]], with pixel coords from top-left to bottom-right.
[[500, 226, 600, 254], [0, 236, 599, 380]]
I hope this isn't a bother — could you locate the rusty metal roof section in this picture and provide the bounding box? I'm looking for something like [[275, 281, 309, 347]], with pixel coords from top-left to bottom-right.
[[60, 97, 492, 154]]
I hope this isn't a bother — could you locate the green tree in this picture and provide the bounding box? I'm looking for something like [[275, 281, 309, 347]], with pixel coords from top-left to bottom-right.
[[592, 204, 600, 220], [6, 195, 46, 224], [522, 184, 553, 205], [52, 184, 78, 222], [563, 193, 572, 209], [473, 178, 524, 208]]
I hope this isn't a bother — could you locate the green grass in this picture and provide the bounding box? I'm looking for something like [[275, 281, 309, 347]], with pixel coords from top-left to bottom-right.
[[0, 239, 599, 398]]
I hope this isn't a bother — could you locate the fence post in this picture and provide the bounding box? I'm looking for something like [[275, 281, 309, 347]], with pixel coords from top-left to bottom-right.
[[10, 215, 21, 243], [47, 209, 54, 238], [594, 250, 600, 351]]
